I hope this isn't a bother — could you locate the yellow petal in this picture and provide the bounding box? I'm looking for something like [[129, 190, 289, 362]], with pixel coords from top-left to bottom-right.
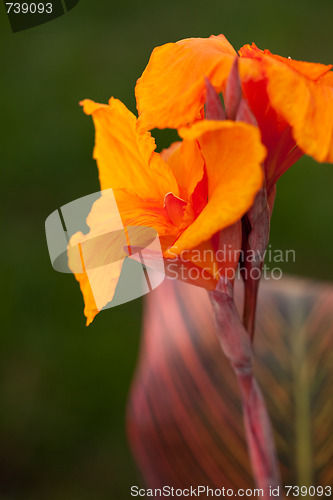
[[81, 98, 179, 199], [68, 192, 127, 325]]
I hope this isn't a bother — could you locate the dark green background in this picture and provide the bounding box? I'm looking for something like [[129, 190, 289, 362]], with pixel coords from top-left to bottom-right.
[[1, 0, 333, 498]]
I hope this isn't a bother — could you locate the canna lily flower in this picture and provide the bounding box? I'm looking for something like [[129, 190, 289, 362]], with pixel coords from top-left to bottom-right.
[[136, 35, 333, 193], [135, 34, 333, 341], [64, 37, 333, 497], [70, 98, 265, 325]]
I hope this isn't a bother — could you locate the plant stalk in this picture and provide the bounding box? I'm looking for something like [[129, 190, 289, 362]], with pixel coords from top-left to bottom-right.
[[209, 279, 281, 499]]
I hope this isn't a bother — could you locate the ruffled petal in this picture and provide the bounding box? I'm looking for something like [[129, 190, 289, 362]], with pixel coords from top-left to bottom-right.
[[264, 59, 333, 163], [239, 43, 332, 80], [162, 139, 205, 201], [81, 98, 179, 199], [114, 188, 177, 239], [165, 121, 265, 254], [68, 193, 127, 325], [239, 44, 333, 163], [136, 35, 237, 131]]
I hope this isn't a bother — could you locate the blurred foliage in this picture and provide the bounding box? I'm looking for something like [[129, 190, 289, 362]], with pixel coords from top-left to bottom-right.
[[129, 276, 333, 492], [0, 0, 333, 498]]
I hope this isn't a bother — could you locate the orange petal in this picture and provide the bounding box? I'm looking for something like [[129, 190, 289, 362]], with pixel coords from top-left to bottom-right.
[[319, 70, 333, 87], [136, 35, 237, 132], [164, 239, 219, 289], [239, 43, 332, 81], [114, 188, 177, 239], [165, 223, 242, 285], [164, 121, 265, 254], [164, 193, 187, 226], [72, 273, 98, 326], [164, 257, 217, 290], [68, 192, 127, 325], [81, 98, 179, 199], [239, 44, 333, 163], [163, 139, 205, 201], [68, 192, 164, 325], [160, 141, 182, 162], [72, 257, 124, 326], [263, 59, 333, 163]]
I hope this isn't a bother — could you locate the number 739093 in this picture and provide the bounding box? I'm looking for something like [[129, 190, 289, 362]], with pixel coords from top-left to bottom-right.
[[285, 485, 331, 496], [6, 2, 53, 14]]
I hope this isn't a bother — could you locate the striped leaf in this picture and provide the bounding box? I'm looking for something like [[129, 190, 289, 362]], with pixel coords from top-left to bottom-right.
[[127, 276, 333, 491]]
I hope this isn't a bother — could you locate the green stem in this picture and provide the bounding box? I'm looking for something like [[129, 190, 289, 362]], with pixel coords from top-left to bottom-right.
[[291, 304, 313, 486]]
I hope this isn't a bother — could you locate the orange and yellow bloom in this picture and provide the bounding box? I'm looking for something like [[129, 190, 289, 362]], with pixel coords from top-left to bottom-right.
[[65, 35, 333, 499], [136, 35, 333, 192], [71, 34, 333, 324], [72, 97, 265, 324]]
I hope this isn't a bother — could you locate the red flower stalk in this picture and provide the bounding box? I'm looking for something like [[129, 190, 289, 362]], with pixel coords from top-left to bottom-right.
[[209, 279, 280, 498]]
